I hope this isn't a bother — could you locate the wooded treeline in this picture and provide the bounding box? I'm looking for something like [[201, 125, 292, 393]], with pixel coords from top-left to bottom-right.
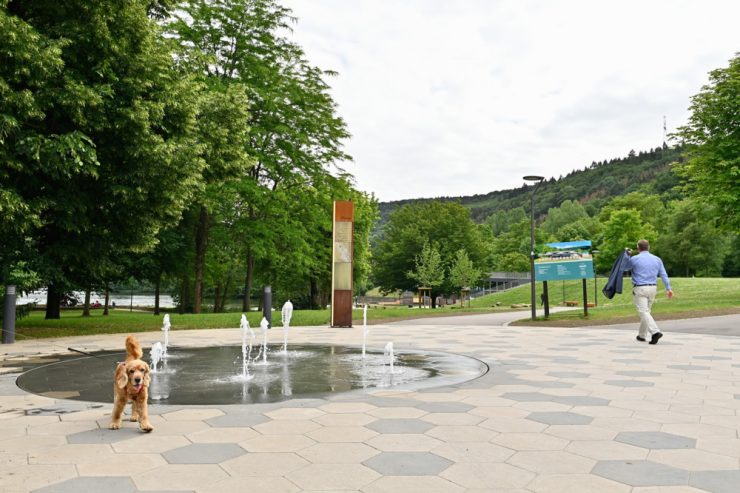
[[0, 0, 377, 318]]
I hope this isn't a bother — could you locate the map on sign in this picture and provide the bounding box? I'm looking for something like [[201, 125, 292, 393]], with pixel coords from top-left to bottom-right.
[[534, 240, 595, 281]]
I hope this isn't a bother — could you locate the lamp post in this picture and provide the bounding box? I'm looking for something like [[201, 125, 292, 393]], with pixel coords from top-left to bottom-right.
[[591, 249, 600, 307], [523, 175, 544, 321]]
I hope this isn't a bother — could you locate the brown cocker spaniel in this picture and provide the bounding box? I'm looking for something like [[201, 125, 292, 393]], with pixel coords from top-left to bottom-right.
[[109, 335, 153, 432]]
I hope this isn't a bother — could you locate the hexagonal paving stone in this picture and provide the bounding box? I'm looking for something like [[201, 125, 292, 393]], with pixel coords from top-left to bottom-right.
[[552, 395, 610, 406], [527, 412, 593, 425], [205, 413, 270, 428], [667, 365, 710, 371], [604, 380, 654, 387], [546, 372, 590, 379], [617, 370, 661, 377], [162, 443, 246, 464], [363, 451, 452, 475], [67, 428, 140, 444], [221, 452, 309, 478], [286, 463, 379, 490], [501, 392, 556, 402], [31, 476, 136, 493], [689, 470, 740, 493], [362, 476, 465, 493], [306, 425, 378, 443], [615, 431, 696, 449], [297, 442, 379, 464], [318, 402, 377, 413], [415, 401, 474, 413], [366, 418, 435, 434], [366, 433, 443, 452], [592, 460, 690, 486]]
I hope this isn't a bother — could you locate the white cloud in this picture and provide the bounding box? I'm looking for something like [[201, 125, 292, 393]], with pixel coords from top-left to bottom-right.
[[284, 0, 740, 201]]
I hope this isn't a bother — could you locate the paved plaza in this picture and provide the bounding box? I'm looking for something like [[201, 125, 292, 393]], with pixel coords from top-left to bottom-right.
[[1, 313, 739, 492]]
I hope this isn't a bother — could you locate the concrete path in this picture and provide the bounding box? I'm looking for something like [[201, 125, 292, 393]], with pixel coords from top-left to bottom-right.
[[1, 313, 739, 492]]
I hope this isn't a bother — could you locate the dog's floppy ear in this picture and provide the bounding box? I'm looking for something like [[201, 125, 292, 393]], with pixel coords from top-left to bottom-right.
[[115, 364, 128, 389], [143, 363, 151, 387]]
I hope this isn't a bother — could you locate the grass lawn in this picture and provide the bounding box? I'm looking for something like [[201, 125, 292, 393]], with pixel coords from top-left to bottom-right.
[[12, 277, 738, 338], [489, 277, 740, 327], [13, 303, 519, 339]]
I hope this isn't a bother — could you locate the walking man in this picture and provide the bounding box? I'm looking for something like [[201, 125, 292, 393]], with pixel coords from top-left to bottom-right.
[[627, 239, 673, 344]]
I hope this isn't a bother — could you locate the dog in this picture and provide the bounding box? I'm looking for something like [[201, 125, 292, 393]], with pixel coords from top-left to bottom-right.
[[110, 335, 153, 432]]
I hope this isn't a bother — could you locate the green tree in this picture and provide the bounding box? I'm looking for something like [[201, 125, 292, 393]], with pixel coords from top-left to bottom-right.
[[599, 192, 665, 227], [541, 200, 589, 236], [449, 249, 481, 305], [497, 252, 530, 272], [657, 199, 729, 277], [595, 209, 657, 272], [486, 207, 527, 236], [372, 201, 488, 301], [407, 241, 445, 291], [673, 54, 740, 231], [169, 0, 353, 311], [3, 1, 204, 318]]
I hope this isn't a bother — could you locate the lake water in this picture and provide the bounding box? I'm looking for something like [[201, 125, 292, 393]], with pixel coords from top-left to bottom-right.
[[16, 289, 176, 308]]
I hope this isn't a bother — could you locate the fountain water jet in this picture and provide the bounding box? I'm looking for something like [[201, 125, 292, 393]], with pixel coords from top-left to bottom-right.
[[362, 304, 369, 358], [239, 314, 255, 380], [281, 300, 293, 353], [384, 342, 395, 374], [161, 314, 171, 358], [150, 342, 164, 373], [257, 317, 270, 365]]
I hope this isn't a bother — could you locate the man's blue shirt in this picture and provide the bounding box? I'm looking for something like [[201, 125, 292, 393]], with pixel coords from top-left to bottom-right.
[[626, 251, 671, 290]]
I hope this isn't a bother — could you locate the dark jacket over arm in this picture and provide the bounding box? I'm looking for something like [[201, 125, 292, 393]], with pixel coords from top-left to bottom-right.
[[602, 250, 631, 299]]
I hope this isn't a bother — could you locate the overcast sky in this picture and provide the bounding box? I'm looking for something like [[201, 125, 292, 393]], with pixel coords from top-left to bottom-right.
[[284, 0, 739, 202]]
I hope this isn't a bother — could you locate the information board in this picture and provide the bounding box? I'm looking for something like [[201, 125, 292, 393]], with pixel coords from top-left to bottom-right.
[[535, 258, 594, 281]]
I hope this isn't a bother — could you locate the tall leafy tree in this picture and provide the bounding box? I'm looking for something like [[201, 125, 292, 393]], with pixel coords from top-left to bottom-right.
[[657, 199, 729, 277], [372, 201, 488, 302], [169, 0, 353, 311], [674, 54, 740, 231], [449, 249, 481, 304], [407, 242, 445, 292], [3, 1, 204, 317], [595, 209, 657, 272], [541, 200, 589, 236]]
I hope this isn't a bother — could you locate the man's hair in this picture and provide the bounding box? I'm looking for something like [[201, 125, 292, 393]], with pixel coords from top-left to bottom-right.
[[637, 239, 650, 251]]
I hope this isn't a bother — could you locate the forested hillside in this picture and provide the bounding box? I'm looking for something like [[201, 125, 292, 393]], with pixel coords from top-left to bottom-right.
[[378, 146, 683, 228], [371, 140, 737, 299]]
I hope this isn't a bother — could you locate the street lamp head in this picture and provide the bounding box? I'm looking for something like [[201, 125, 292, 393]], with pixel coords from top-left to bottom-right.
[[523, 175, 544, 182]]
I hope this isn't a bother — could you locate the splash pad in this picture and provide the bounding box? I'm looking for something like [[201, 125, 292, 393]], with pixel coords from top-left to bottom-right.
[[17, 344, 487, 405]]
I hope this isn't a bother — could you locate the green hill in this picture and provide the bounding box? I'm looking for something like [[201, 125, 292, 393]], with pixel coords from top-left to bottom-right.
[[377, 146, 683, 229]]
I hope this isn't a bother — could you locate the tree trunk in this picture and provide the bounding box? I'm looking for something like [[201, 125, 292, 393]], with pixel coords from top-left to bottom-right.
[[179, 276, 189, 314], [82, 289, 91, 317], [310, 278, 320, 310], [45, 284, 61, 319], [154, 274, 161, 315], [431, 289, 437, 309], [193, 206, 209, 314], [213, 283, 222, 313], [103, 289, 110, 316], [220, 271, 233, 312], [243, 247, 254, 312]]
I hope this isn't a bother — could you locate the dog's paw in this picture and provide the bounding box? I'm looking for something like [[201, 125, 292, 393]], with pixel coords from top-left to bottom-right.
[[109, 422, 121, 430], [139, 423, 154, 433], [129, 416, 139, 422]]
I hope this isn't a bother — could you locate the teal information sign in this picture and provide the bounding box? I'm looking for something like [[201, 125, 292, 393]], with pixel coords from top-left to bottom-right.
[[535, 259, 595, 281]]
